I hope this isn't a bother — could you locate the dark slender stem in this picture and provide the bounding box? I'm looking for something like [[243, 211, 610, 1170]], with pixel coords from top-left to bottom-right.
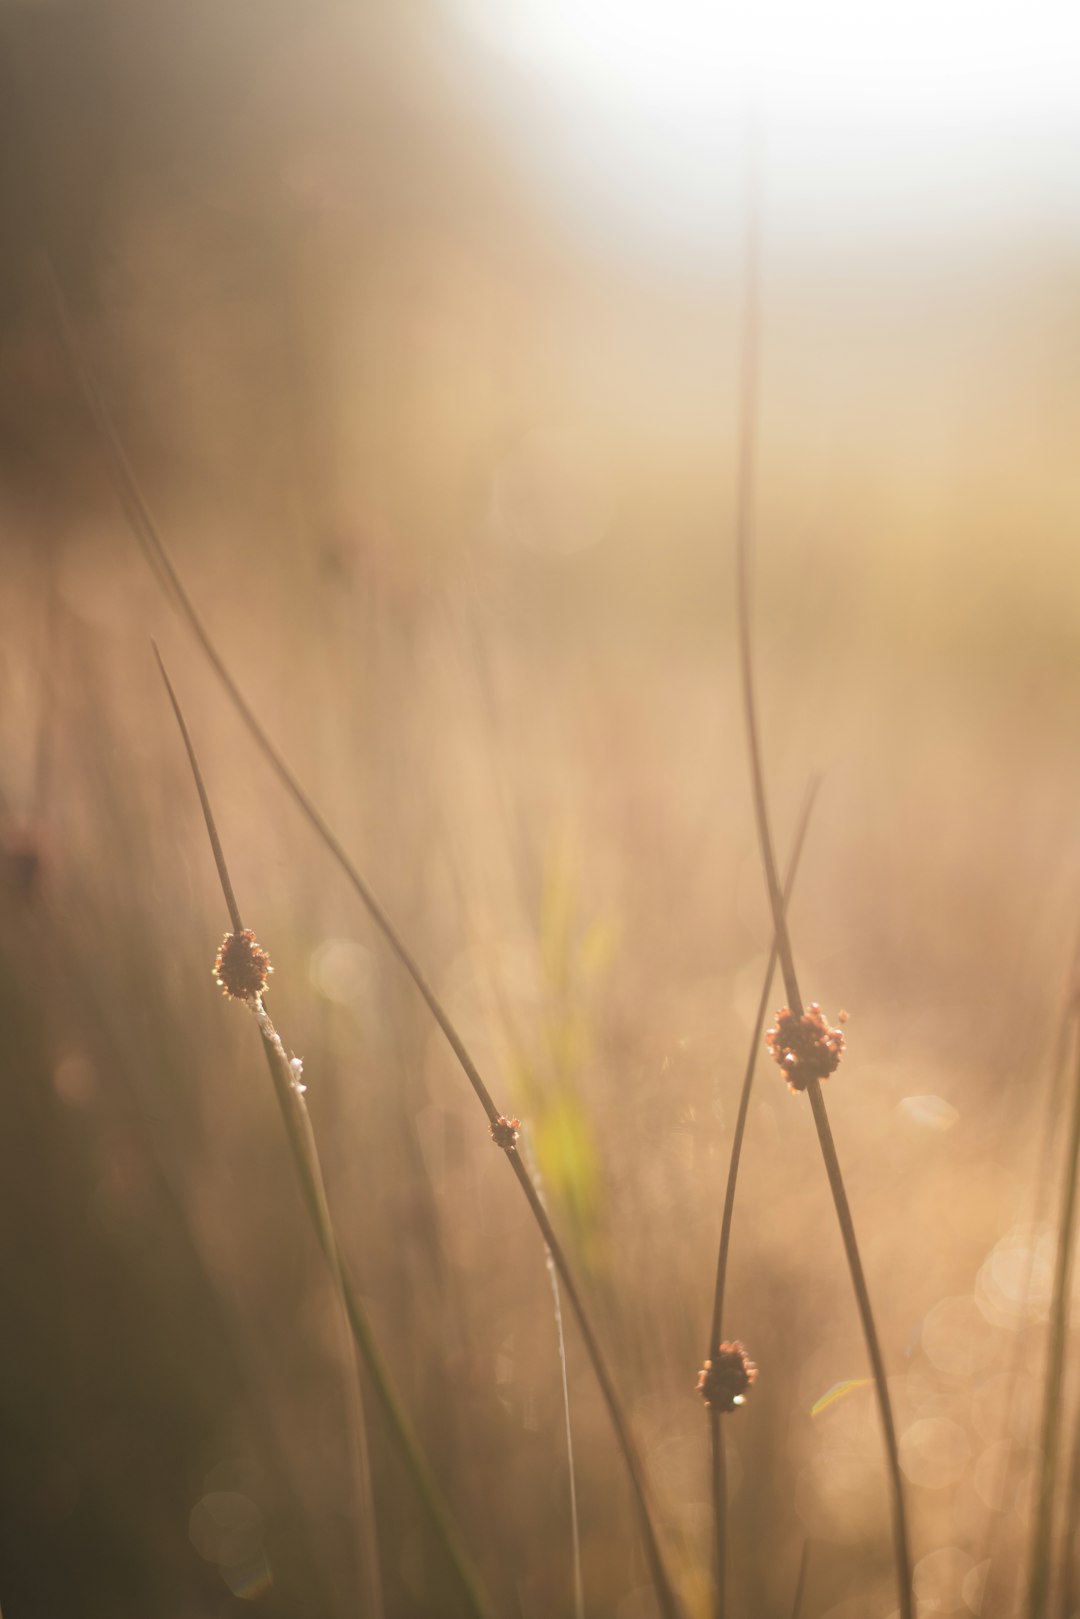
[[1027, 1016, 1080, 1619], [153, 643, 244, 935], [154, 653, 491, 1619], [731, 133, 798, 1017], [710, 780, 818, 1351], [48, 261, 501, 1123], [709, 1418, 726, 1619], [731, 126, 913, 1619], [55, 256, 685, 1619], [254, 1015, 384, 1619], [708, 781, 816, 1619], [257, 1019, 492, 1619], [806, 1079, 912, 1619]]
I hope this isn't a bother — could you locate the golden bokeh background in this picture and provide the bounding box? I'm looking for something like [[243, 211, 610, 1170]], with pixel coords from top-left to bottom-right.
[[2, 4, 1080, 1616]]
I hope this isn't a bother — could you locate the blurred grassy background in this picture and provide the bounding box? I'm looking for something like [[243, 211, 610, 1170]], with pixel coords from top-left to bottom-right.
[[3, 3, 1080, 1616]]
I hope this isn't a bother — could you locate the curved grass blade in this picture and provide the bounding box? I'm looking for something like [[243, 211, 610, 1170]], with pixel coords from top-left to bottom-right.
[[43, 257, 687, 1619]]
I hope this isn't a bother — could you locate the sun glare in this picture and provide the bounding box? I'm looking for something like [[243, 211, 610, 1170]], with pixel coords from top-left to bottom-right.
[[445, 0, 1080, 254], [451, 0, 1079, 121]]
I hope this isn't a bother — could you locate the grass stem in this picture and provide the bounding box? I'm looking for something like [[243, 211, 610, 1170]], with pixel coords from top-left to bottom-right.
[[1027, 1010, 1080, 1619], [731, 124, 913, 1619], [708, 780, 817, 1619], [154, 650, 493, 1619], [805, 1078, 911, 1614], [54, 255, 685, 1619]]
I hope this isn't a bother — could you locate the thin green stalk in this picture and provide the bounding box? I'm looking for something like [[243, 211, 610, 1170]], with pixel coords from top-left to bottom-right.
[[708, 781, 817, 1619], [731, 131, 913, 1619], [154, 648, 491, 1619], [1028, 1014, 1080, 1619], [255, 1008, 479, 1619], [53, 259, 685, 1619], [253, 1007, 383, 1619]]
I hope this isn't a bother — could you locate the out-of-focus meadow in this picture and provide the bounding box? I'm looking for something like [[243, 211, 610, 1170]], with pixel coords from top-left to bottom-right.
[[3, 4, 1080, 1616]]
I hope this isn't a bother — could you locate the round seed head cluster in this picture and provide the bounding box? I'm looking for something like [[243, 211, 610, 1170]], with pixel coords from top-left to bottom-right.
[[490, 1115, 521, 1150], [766, 1003, 846, 1092], [214, 929, 273, 1002], [697, 1342, 758, 1413]]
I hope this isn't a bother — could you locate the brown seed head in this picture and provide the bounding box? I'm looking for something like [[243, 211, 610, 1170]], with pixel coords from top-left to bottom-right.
[[697, 1341, 758, 1413], [765, 1002, 846, 1093], [214, 929, 273, 1002], [490, 1115, 521, 1151]]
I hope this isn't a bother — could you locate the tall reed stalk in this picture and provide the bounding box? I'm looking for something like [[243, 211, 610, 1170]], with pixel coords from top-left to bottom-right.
[[1027, 1005, 1080, 1619], [1057, 1403, 1080, 1619], [154, 647, 492, 1619], [707, 782, 816, 1619], [49, 259, 684, 1619], [731, 138, 913, 1619]]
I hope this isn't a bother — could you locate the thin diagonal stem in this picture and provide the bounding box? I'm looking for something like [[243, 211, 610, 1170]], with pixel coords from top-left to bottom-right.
[[53, 256, 685, 1619], [708, 779, 817, 1619], [731, 132, 913, 1619], [153, 643, 243, 935], [254, 1007, 383, 1619], [1027, 1014, 1080, 1619], [709, 780, 818, 1348], [155, 652, 491, 1619], [805, 1078, 911, 1606], [47, 258, 498, 1125]]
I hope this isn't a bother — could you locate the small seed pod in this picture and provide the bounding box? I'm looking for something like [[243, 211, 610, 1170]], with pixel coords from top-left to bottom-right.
[[490, 1115, 521, 1151], [214, 929, 273, 1002], [765, 1003, 846, 1093], [697, 1341, 758, 1413]]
